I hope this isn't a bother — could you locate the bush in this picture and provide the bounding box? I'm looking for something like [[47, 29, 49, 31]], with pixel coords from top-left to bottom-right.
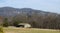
[[0, 27, 4, 33], [3, 18, 8, 27]]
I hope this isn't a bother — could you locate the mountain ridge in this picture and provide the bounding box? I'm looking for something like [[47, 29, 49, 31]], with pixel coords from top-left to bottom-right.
[[0, 7, 59, 17]]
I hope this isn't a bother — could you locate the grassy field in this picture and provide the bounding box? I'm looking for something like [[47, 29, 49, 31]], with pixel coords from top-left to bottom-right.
[[3, 27, 60, 33]]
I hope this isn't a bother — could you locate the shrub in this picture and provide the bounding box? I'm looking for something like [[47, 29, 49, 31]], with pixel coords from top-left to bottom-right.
[[0, 27, 4, 33], [3, 18, 8, 27]]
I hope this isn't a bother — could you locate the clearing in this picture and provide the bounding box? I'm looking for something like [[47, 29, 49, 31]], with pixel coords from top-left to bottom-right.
[[3, 27, 60, 33]]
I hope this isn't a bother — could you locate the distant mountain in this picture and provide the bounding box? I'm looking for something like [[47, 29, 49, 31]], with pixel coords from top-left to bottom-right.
[[0, 7, 58, 17]]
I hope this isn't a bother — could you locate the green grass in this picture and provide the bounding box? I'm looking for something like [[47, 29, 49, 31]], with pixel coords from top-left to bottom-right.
[[3, 27, 60, 33]]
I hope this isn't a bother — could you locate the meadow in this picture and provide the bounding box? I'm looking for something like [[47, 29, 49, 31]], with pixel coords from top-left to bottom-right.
[[2, 27, 60, 33]]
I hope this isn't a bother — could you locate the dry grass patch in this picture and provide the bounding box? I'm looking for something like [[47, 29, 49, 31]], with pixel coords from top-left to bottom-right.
[[3, 27, 60, 33]]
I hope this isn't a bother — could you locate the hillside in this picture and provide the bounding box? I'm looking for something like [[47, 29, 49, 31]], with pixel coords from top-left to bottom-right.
[[0, 7, 60, 29], [0, 7, 58, 17]]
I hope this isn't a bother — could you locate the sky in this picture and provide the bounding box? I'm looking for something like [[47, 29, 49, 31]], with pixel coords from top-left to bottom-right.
[[0, 0, 60, 13]]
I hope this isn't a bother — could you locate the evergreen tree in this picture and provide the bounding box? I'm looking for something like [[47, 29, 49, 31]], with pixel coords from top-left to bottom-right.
[[3, 18, 8, 27]]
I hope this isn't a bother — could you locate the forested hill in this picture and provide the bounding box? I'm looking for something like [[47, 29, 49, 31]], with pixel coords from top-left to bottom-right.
[[0, 7, 60, 29], [0, 7, 59, 17]]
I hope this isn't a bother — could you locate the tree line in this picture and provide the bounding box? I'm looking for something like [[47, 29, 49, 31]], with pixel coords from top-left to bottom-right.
[[1, 14, 60, 29]]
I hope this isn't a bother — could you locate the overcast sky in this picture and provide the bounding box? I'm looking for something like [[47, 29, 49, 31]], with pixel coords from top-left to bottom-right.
[[0, 0, 60, 13]]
